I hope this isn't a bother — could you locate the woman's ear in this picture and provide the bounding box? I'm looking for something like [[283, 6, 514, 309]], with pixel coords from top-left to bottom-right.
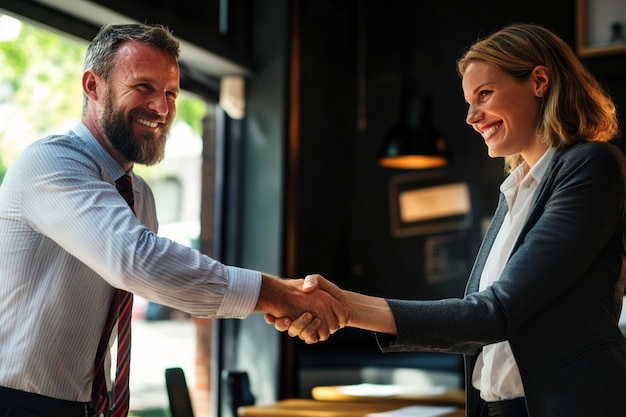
[[532, 65, 550, 98]]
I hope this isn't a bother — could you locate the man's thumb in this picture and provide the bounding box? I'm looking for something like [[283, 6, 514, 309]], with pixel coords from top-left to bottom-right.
[[302, 274, 320, 293]]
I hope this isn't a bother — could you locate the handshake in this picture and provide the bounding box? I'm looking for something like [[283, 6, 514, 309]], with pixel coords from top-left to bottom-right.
[[257, 274, 396, 344]]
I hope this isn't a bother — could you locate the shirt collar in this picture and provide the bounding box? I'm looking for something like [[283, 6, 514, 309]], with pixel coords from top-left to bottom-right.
[[501, 147, 556, 191], [528, 146, 556, 185], [74, 121, 129, 181], [500, 147, 556, 211]]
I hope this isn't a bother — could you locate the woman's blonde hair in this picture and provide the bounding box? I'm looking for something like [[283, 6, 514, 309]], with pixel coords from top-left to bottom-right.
[[457, 23, 618, 172]]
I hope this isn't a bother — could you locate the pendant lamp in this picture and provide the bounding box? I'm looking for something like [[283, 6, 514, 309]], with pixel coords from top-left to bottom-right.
[[379, 94, 448, 169]]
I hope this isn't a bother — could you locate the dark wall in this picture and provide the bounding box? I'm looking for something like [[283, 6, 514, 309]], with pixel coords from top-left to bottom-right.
[[291, 0, 357, 286]]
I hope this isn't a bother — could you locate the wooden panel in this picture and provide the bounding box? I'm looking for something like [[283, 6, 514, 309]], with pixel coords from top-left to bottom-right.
[[238, 399, 464, 417], [311, 386, 465, 407]]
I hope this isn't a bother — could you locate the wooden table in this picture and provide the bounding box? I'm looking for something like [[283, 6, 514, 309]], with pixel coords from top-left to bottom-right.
[[311, 385, 465, 407], [237, 398, 465, 417]]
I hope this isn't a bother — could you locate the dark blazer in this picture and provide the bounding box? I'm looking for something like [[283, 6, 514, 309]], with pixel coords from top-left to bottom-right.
[[377, 142, 626, 417]]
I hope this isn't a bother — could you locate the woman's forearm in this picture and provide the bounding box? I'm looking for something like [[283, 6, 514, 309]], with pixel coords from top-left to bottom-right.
[[345, 290, 397, 335]]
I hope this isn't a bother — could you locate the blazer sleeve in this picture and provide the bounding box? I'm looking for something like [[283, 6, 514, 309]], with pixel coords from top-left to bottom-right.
[[376, 142, 626, 355]]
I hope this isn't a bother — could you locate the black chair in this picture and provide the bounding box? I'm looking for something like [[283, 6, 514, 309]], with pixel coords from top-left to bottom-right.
[[165, 367, 195, 417], [221, 370, 255, 417]]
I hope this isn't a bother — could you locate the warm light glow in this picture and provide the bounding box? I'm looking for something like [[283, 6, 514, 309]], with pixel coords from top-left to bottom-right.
[[379, 155, 448, 170], [219, 75, 246, 119], [399, 183, 470, 222]]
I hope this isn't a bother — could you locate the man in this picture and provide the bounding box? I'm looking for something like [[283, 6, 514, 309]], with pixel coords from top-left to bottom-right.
[[0, 23, 345, 417]]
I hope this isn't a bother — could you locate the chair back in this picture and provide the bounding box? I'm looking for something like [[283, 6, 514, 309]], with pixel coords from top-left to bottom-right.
[[221, 370, 255, 417], [165, 367, 195, 417]]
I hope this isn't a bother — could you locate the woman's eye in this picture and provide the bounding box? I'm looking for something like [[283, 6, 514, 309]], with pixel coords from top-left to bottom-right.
[[479, 90, 492, 99]]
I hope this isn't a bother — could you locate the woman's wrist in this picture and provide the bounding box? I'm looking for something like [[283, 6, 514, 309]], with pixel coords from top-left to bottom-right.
[[345, 291, 396, 334]]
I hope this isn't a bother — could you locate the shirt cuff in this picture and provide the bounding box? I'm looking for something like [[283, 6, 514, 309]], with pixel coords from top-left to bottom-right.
[[216, 266, 262, 318]]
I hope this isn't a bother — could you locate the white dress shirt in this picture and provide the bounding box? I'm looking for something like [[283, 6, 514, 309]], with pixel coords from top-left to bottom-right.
[[0, 122, 261, 401], [472, 147, 555, 402]]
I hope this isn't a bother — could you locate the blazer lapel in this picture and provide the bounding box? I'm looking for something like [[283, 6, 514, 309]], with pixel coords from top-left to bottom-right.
[[465, 193, 508, 295]]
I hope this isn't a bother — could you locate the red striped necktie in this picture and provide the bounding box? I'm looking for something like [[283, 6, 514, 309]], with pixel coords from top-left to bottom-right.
[[92, 175, 135, 417]]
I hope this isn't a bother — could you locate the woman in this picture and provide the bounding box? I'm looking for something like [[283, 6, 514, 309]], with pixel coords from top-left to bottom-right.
[[271, 23, 626, 417]]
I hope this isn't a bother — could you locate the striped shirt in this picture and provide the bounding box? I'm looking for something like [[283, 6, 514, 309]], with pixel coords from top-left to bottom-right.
[[0, 122, 261, 402]]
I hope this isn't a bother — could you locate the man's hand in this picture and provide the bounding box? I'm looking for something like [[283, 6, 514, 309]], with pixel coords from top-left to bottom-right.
[[254, 274, 348, 342], [263, 274, 348, 343]]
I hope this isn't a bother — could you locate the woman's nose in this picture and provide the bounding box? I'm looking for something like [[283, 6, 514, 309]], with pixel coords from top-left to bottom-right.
[[465, 104, 482, 126]]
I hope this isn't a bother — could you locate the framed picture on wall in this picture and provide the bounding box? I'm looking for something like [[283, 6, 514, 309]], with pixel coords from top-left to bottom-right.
[[388, 171, 472, 238], [576, 0, 626, 57]]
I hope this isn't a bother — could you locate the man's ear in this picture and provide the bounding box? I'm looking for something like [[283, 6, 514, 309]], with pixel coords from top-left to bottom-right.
[[82, 70, 100, 101], [532, 65, 550, 98]]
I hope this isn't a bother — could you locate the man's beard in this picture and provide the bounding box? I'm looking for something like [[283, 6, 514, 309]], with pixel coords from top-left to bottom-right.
[[99, 91, 169, 166]]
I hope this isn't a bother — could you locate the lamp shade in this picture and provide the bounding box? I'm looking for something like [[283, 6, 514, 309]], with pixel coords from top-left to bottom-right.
[[379, 95, 448, 169]]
